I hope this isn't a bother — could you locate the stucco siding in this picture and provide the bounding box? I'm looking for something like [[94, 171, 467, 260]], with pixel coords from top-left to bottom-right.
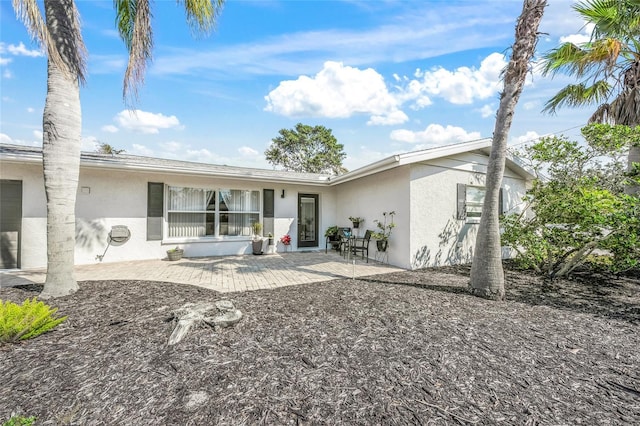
[[409, 157, 528, 269], [2, 163, 336, 269], [334, 166, 411, 268]]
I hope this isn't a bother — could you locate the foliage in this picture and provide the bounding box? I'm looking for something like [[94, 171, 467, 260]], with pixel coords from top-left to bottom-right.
[[251, 222, 262, 238], [280, 234, 291, 245], [96, 142, 125, 154], [0, 298, 67, 343], [2, 416, 36, 426], [265, 123, 347, 175], [348, 216, 363, 223], [372, 211, 396, 241], [502, 127, 640, 278], [541, 0, 640, 120], [324, 226, 340, 238], [167, 246, 182, 253], [540, 0, 640, 195]]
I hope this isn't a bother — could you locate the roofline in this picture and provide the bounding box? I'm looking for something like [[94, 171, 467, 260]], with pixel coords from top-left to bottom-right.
[[0, 144, 331, 186], [330, 138, 498, 185], [1, 140, 536, 185]]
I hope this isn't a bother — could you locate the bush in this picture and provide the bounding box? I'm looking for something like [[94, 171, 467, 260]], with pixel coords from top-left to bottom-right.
[[2, 415, 36, 426], [0, 298, 67, 343]]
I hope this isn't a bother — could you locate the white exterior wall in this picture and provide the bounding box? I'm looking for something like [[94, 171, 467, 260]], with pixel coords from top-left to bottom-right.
[[409, 153, 528, 269], [2, 162, 336, 269], [334, 167, 411, 268]]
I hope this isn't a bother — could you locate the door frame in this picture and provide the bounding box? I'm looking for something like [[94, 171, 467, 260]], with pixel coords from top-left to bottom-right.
[[297, 193, 319, 248]]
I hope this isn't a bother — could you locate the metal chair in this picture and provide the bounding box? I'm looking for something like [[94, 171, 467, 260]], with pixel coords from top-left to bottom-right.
[[350, 230, 372, 262]]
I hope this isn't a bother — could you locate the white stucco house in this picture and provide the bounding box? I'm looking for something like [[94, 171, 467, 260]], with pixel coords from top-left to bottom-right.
[[0, 139, 533, 271]]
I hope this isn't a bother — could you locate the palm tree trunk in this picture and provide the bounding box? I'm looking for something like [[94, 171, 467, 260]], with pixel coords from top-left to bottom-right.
[[469, 0, 547, 300], [40, 0, 82, 298]]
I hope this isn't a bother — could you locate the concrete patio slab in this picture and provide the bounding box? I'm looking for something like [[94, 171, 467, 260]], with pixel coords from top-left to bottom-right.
[[0, 251, 403, 293]]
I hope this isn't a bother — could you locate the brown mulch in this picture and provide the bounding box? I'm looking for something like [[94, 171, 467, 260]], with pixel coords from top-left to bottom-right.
[[1, 266, 639, 425]]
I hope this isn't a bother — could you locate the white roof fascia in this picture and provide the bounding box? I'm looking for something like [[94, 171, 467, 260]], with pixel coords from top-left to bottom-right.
[[329, 139, 494, 185]]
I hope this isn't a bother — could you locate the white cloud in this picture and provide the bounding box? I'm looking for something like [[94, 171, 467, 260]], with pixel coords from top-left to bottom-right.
[[101, 125, 119, 133], [159, 141, 183, 152], [81, 136, 100, 152], [406, 52, 506, 105], [559, 23, 595, 45], [0, 57, 12, 66], [26, 107, 35, 113], [479, 104, 495, 118], [0, 133, 13, 144], [113, 110, 181, 134], [367, 110, 409, 126], [265, 61, 405, 125], [239, 146, 259, 156], [3, 69, 12, 79], [390, 123, 482, 146], [4, 42, 43, 57], [511, 130, 542, 146], [32, 130, 42, 141], [130, 144, 155, 156]]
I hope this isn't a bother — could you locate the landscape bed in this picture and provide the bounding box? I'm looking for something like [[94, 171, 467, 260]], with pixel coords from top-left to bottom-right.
[[1, 266, 639, 424]]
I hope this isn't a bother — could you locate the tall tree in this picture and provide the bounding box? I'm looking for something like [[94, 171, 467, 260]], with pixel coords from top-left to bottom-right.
[[541, 0, 640, 196], [265, 123, 347, 175], [13, 0, 224, 298], [469, 0, 547, 300]]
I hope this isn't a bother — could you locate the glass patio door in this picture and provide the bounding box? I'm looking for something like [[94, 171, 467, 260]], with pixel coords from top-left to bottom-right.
[[298, 194, 318, 248]]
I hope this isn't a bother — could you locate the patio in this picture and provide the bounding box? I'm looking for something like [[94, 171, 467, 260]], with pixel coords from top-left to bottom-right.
[[0, 251, 403, 293]]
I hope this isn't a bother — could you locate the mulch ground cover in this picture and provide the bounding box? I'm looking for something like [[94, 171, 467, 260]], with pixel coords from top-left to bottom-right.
[[1, 265, 639, 425]]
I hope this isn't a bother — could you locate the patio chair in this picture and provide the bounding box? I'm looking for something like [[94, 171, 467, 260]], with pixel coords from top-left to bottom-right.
[[349, 230, 372, 262]]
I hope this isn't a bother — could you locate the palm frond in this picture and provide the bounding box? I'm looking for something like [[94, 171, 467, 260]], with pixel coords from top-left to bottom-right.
[[120, 0, 153, 103], [12, 0, 86, 83], [178, 0, 225, 36], [543, 81, 611, 114]]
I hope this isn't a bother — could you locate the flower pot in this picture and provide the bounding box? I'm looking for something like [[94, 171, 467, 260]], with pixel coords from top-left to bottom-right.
[[376, 240, 388, 252], [167, 249, 184, 261], [252, 239, 264, 255], [352, 221, 360, 229]]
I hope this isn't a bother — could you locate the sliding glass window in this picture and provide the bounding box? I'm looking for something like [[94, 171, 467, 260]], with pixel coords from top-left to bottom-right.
[[167, 186, 259, 238]]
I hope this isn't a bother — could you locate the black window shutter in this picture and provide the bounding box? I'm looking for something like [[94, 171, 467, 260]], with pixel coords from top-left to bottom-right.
[[499, 187, 504, 216], [263, 189, 274, 218], [147, 182, 164, 240], [456, 183, 467, 220]]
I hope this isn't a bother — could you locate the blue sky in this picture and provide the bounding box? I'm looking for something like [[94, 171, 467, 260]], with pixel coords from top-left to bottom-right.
[[1, 0, 595, 171]]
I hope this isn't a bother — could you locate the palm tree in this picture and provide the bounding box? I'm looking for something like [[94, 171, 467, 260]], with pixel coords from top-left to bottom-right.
[[541, 0, 640, 196], [13, 0, 224, 298], [469, 0, 547, 300]]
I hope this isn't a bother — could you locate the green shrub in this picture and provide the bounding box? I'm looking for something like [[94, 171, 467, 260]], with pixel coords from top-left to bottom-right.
[[2, 415, 36, 426], [0, 297, 67, 343]]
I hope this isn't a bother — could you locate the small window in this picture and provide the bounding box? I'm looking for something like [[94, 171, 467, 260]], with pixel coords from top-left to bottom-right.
[[457, 184, 504, 222]]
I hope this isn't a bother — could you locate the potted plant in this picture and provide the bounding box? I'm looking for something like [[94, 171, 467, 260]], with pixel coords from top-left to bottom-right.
[[267, 232, 274, 246], [372, 211, 395, 252], [166, 246, 184, 261], [252, 222, 263, 255], [325, 226, 340, 240], [325, 225, 341, 252], [349, 216, 363, 229]]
